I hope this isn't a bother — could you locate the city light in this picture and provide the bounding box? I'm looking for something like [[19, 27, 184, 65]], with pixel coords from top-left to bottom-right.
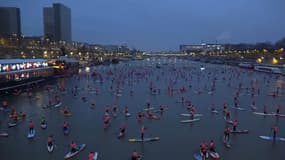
[[272, 57, 278, 64], [256, 58, 262, 63]]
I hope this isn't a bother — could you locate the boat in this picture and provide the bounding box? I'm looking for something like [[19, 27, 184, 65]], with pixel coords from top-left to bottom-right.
[[53, 56, 79, 76], [64, 144, 86, 159], [254, 65, 283, 74], [128, 137, 160, 142], [238, 62, 254, 69], [0, 59, 53, 93]]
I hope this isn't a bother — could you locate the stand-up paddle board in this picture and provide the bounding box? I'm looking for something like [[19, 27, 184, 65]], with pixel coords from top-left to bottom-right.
[[180, 113, 203, 117], [64, 144, 86, 159], [144, 107, 154, 111], [253, 112, 285, 117], [0, 132, 8, 137], [180, 118, 200, 123], [47, 143, 54, 152], [230, 106, 246, 111], [41, 123, 47, 129], [27, 129, 36, 138], [259, 136, 285, 141], [54, 102, 62, 108], [93, 152, 98, 160], [8, 120, 23, 128], [193, 153, 203, 160], [128, 137, 160, 142], [209, 151, 220, 159], [231, 130, 249, 134]]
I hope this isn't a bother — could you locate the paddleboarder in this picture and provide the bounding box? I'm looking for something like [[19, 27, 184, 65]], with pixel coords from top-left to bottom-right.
[[28, 120, 34, 134], [63, 121, 69, 131], [233, 120, 238, 131], [119, 124, 126, 138], [263, 105, 267, 114], [47, 135, 53, 147], [200, 142, 208, 158], [224, 127, 231, 142], [141, 125, 145, 141], [225, 110, 231, 119], [69, 141, 78, 153], [272, 125, 278, 139], [209, 140, 215, 152], [131, 149, 139, 160], [88, 152, 95, 160], [276, 105, 280, 115]]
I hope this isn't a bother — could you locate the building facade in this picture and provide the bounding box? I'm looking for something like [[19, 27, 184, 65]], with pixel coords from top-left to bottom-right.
[[0, 7, 21, 36], [43, 3, 72, 42]]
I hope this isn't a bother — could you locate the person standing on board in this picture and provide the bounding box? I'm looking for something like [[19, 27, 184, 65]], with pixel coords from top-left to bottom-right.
[[263, 105, 267, 114], [209, 140, 215, 152], [137, 112, 143, 121], [131, 149, 139, 160], [272, 125, 278, 139], [200, 142, 208, 158], [223, 102, 228, 112], [141, 125, 145, 141], [63, 121, 69, 131], [233, 120, 238, 131], [276, 105, 280, 115], [47, 135, 54, 147], [225, 110, 231, 119], [119, 124, 126, 138], [88, 152, 95, 160], [224, 127, 231, 142], [28, 120, 34, 134], [234, 97, 238, 108], [103, 115, 110, 128], [69, 141, 78, 153]]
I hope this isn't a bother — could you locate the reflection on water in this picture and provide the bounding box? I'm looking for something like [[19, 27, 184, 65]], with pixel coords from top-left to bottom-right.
[[0, 58, 285, 160]]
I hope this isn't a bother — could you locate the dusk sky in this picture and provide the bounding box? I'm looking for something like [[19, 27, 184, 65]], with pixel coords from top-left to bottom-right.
[[1, 0, 285, 51]]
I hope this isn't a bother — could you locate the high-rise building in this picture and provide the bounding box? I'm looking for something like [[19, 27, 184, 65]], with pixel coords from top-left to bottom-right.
[[43, 3, 71, 42], [0, 7, 21, 36]]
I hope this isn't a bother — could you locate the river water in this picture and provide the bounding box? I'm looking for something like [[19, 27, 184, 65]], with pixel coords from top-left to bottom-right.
[[0, 57, 285, 160]]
